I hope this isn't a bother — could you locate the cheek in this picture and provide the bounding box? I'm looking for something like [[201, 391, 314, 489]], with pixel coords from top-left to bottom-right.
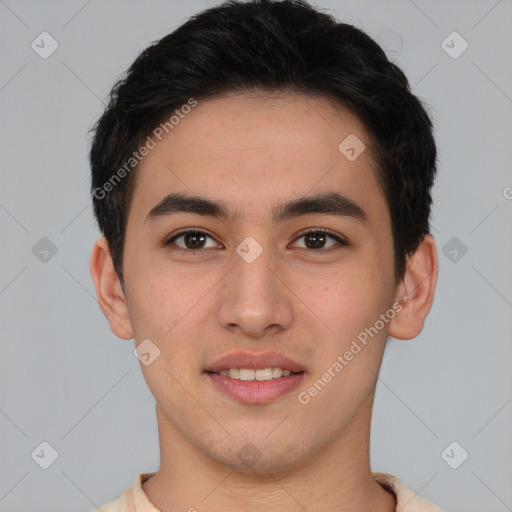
[[301, 265, 393, 377], [128, 269, 204, 393], [312, 262, 385, 328], [124, 253, 181, 343], [125, 256, 215, 376]]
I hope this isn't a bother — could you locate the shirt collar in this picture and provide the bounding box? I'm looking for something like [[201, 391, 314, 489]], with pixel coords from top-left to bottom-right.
[[129, 471, 442, 512]]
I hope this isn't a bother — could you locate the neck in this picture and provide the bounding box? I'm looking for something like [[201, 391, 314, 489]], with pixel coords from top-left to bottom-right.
[[142, 394, 396, 512]]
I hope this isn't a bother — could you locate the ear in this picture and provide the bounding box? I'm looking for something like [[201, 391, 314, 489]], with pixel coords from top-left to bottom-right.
[[388, 234, 439, 340], [89, 236, 134, 340]]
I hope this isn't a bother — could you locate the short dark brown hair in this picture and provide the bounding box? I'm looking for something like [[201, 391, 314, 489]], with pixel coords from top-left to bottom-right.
[[90, 0, 437, 289]]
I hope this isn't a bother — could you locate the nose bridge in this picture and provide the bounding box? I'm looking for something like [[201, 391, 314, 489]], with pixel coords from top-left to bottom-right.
[[232, 236, 279, 306], [217, 235, 292, 336]]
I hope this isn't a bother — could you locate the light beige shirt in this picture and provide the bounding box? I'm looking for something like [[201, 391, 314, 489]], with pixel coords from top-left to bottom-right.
[[92, 472, 442, 511]]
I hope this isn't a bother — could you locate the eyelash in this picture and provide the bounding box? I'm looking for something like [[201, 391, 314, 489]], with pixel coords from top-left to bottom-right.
[[162, 228, 348, 255]]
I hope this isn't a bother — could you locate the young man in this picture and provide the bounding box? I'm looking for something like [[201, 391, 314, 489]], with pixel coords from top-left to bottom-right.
[[89, 1, 441, 510]]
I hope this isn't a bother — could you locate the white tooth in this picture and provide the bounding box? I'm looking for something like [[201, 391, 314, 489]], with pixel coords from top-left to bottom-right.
[[221, 367, 292, 380], [271, 367, 283, 378], [229, 368, 240, 379], [239, 368, 255, 381], [255, 368, 273, 381]]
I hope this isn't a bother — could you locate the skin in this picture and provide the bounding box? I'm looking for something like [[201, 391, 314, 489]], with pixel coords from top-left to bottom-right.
[[90, 91, 438, 512]]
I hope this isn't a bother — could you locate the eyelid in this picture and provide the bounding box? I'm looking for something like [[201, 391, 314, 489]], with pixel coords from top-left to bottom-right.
[[162, 227, 348, 251], [162, 227, 219, 249], [293, 227, 348, 246]]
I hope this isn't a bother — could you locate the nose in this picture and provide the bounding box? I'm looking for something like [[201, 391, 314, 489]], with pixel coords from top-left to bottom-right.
[[216, 241, 293, 339]]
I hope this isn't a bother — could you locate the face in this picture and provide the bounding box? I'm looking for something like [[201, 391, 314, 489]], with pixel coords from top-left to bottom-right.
[[118, 92, 402, 471]]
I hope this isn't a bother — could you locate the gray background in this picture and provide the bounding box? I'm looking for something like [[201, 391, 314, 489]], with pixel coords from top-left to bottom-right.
[[1, 0, 511, 511]]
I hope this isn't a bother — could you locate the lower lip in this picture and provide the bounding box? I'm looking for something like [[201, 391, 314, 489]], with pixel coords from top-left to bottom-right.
[[205, 372, 305, 405]]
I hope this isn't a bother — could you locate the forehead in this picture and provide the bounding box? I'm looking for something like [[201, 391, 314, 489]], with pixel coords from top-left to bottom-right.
[[129, 92, 387, 227]]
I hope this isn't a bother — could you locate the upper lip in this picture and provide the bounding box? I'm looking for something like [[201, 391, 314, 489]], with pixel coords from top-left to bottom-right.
[[204, 351, 306, 373]]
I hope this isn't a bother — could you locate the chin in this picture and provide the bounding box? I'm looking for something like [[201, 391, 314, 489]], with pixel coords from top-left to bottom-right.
[[203, 434, 308, 474]]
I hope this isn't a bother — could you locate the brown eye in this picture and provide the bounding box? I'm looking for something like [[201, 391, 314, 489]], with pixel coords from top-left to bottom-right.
[[293, 229, 347, 251], [164, 229, 219, 251]]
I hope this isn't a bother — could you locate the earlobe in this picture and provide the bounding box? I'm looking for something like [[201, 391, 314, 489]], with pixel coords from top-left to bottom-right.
[[388, 234, 439, 340], [89, 236, 134, 340]]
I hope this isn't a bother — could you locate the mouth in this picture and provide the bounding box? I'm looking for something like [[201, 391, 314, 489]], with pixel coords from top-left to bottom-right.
[[205, 367, 304, 381], [204, 350, 306, 374], [203, 351, 306, 404]]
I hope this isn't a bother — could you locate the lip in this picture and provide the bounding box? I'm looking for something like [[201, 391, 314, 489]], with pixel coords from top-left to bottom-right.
[[203, 351, 306, 405], [206, 372, 305, 405], [204, 350, 306, 373]]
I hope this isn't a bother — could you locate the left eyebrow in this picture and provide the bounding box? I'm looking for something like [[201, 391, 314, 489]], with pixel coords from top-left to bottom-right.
[[144, 191, 368, 225]]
